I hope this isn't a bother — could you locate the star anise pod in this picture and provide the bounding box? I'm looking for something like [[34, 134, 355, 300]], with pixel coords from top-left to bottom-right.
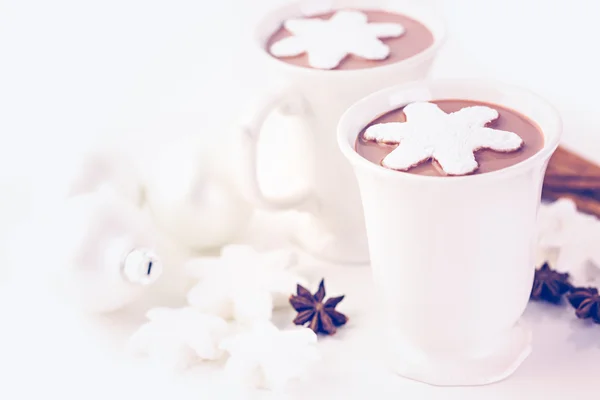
[[567, 287, 600, 324], [530, 263, 573, 303], [289, 279, 348, 335]]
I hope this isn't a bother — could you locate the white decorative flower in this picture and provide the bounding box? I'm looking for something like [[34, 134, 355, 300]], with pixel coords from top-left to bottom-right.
[[537, 199, 600, 285], [128, 307, 228, 370], [270, 10, 405, 70], [219, 321, 319, 390], [364, 102, 524, 175], [186, 245, 307, 324]]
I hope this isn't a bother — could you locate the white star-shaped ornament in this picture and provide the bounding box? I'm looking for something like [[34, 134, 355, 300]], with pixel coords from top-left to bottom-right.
[[364, 102, 524, 175], [219, 321, 319, 390], [537, 198, 600, 285], [270, 10, 405, 70], [128, 307, 228, 370], [186, 245, 307, 324]]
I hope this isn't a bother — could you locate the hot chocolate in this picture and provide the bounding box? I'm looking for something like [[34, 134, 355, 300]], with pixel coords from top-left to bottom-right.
[[356, 99, 545, 176], [339, 80, 561, 387], [266, 9, 434, 70]]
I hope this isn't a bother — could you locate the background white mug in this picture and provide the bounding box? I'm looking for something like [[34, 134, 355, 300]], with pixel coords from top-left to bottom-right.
[[236, 0, 446, 263], [338, 79, 561, 385]]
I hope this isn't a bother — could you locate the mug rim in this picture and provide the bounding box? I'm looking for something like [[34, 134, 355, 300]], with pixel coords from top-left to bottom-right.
[[253, 0, 447, 76], [337, 78, 562, 183]]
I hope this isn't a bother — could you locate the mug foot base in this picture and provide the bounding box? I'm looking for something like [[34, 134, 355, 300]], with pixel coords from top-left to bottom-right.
[[388, 324, 532, 386], [290, 213, 369, 264]]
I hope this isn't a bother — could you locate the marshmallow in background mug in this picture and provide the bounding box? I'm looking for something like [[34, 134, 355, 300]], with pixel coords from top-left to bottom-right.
[[236, 0, 446, 264]]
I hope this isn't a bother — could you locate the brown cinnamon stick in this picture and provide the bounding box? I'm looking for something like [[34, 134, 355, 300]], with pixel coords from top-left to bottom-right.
[[543, 176, 600, 192], [542, 146, 600, 217]]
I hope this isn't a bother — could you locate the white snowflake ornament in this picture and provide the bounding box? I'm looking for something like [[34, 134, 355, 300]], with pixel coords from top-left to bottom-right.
[[128, 307, 229, 371], [219, 321, 319, 390], [270, 10, 405, 70], [186, 245, 307, 324], [364, 102, 524, 175]]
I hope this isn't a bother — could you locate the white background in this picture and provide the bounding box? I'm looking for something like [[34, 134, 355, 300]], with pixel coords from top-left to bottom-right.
[[1, 0, 600, 398], [3, 0, 600, 185]]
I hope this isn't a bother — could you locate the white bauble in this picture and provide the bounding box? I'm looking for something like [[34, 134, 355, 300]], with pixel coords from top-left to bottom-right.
[[144, 135, 253, 251], [47, 188, 164, 313]]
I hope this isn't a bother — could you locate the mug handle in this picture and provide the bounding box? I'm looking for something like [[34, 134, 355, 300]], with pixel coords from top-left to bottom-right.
[[237, 86, 318, 211]]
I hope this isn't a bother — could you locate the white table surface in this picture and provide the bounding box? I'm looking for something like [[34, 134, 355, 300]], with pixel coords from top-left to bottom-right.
[[1, 211, 599, 399], [1, 0, 600, 398]]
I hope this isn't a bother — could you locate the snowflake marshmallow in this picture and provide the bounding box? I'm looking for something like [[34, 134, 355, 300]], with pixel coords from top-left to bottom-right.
[[186, 245, 307, 324], [128, 307, 228, 370], [537, 198, 580, 250], [364, 102, 524, 175], [270, 10, 405, 70], [219, 321, 319, 390], [537, 198, 600, 285]]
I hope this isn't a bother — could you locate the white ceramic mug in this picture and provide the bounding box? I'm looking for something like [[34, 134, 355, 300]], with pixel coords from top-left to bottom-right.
[[236, 0, 445, 263], [338, 79, 561, 386]]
